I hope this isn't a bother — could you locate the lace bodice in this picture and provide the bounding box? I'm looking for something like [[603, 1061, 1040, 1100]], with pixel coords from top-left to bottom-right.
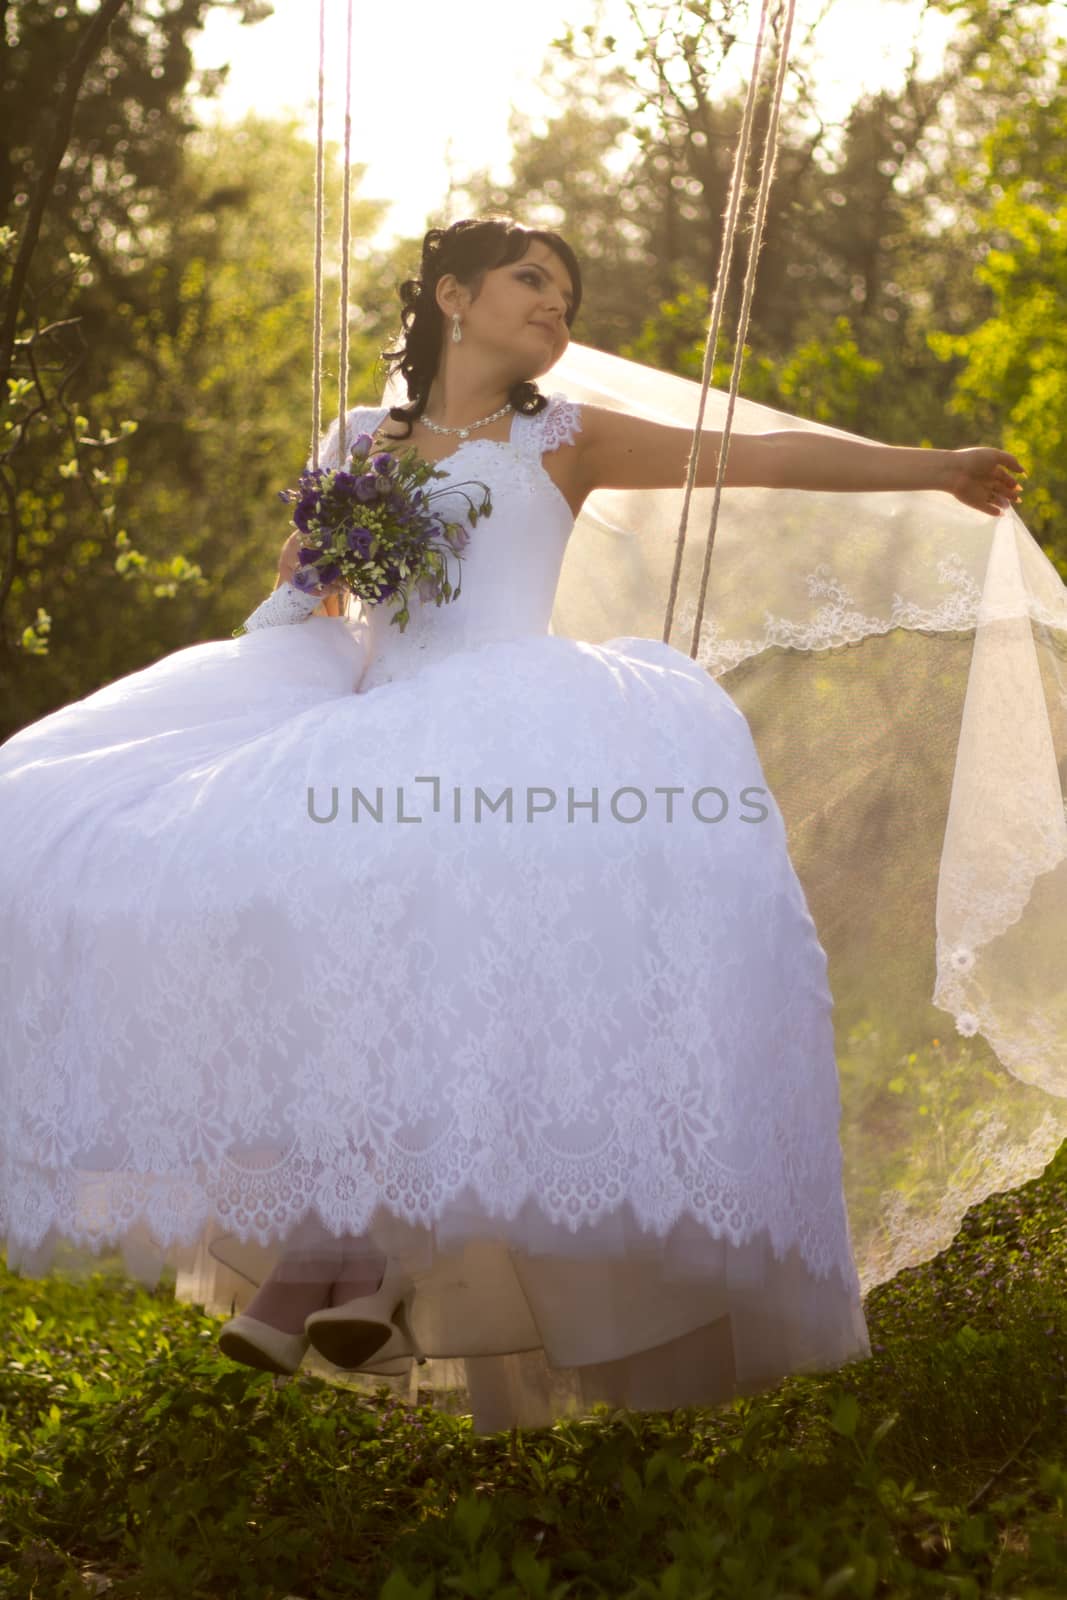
[[315, 397, 582, 692]]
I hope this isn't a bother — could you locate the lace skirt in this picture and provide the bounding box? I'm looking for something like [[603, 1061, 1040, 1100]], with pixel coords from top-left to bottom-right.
[[1, 614, 870, 1431]]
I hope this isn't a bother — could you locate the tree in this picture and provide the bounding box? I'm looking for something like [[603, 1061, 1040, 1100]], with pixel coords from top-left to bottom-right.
[[0, 1, 390, 739], [927, 92, 1067, 574], [104, 112, 387, 644], [0, 0, 269, 725]]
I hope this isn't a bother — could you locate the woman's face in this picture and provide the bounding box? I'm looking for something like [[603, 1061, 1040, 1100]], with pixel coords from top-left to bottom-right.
[[451, 240, 576, 378]]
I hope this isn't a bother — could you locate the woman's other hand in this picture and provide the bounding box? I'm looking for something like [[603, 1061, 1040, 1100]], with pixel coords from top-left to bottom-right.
[[945, 447, 1026, 517], [275, 530, 346, 616], [275, 530, 344, 593]]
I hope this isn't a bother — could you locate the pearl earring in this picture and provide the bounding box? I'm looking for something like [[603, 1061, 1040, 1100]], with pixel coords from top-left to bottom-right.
[[451, 313, 463, 344]]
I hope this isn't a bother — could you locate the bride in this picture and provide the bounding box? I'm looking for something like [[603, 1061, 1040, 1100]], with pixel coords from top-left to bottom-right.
[[0, 215, 1030, 1434]]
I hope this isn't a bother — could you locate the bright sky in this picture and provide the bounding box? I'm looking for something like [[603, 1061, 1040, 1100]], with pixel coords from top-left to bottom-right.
[[191, 0, 960, 246]]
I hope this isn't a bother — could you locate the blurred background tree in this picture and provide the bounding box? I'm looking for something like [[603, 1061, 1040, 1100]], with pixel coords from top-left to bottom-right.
[[0, 0, 386, 739]]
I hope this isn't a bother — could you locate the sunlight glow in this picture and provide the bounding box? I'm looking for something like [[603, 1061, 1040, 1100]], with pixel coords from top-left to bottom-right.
[[191, 0, 961, 246]]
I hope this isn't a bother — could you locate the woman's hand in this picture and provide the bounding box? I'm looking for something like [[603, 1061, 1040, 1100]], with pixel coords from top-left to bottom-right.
[[944, 447, 1026, 517], [275, 529, 344, 596]]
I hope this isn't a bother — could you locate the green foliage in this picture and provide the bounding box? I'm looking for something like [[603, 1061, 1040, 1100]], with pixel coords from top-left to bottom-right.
[[754, 319, 884, 425], [928, 188, 1067, 579], [623, 294, 885, 428], [916, 4, 1067, 580], [0, 8, 390, 743], [93, 110, 388, 637], [1, 1142, 1066, 1597], [0, 0, 269, 708]]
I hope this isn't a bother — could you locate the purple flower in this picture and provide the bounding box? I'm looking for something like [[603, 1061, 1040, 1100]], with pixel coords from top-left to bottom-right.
[[349, 432, 374, 459], [290, 565, 322, 593], [371, 453, 395, 475], [346, 527, 372, 557], [293, 499, 316, 532], [355, 474, 380, 503], [296, 547, 320, 566], [387, 491, 406, 515], [333, 470, 357, 493]]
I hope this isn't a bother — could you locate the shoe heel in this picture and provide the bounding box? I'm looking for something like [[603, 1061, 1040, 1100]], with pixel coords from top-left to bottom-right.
[[391, 1290, 427, 1366], [218, 1314, 309, 1376], [304, 1303, 393, 1368], [303, 1258, 426, 1370]]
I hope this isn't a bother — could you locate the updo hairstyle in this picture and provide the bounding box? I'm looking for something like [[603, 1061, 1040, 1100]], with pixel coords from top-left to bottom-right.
[[380, 216, 583, 440]]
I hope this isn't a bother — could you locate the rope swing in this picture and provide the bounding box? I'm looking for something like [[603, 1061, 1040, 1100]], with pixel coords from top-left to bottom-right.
[[309, 0, 356, 473], [664, 0, 798, 655]]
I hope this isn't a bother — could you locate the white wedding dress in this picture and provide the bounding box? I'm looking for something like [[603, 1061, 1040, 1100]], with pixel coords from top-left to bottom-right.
[[0, 390, 874, 1431]]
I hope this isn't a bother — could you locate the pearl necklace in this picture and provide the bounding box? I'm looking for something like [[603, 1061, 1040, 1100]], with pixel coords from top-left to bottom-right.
[[421, 401, 513, 441]]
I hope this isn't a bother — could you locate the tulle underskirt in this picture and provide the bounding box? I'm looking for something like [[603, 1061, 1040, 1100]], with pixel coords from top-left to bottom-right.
[[7, 1196, 870, 1434]]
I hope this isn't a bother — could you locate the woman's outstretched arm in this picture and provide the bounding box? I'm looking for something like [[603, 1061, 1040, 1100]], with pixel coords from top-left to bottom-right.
[[573, 403, 1026, 519]]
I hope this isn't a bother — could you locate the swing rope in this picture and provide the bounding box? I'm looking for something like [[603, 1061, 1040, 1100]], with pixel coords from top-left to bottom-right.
[[309, 0, 327, 470], [309, 0, 356, 471], [337, 0, 355, 467], [663, 0, 797, 657]]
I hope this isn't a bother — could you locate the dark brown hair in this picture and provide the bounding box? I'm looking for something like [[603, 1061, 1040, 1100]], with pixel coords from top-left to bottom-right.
[[381, 216, 582, 439]]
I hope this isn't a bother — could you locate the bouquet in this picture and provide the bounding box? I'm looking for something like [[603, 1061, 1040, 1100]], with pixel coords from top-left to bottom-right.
[[232, 431, 493, 639]]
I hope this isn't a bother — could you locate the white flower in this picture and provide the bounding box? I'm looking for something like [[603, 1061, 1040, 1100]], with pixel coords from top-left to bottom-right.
[[950, 945, 976, 974], [956, 1011, 980, 1038]]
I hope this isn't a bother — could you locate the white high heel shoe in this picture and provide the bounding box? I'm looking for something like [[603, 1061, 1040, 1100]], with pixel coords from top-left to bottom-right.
[[304, 1257, 427, 1369], [217, 1314, 309, 1376]]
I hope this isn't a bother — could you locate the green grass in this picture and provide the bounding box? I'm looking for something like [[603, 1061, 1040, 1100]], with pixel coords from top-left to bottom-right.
[[1, 1144, 1065, 1599]]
